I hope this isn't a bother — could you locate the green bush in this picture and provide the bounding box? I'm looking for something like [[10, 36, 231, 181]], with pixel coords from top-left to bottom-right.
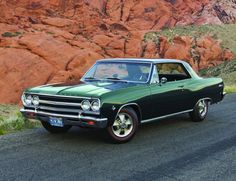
[[2, 32, 22, 38], [145, 24, 236, 55], [224, 86, 236, 94], [0, 105, 40, 135]]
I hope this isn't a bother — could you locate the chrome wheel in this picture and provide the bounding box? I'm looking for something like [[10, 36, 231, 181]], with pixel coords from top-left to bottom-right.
[[190, 99, 209, 122], [198, 100, 207, 117], [112, 113, 134, 138]]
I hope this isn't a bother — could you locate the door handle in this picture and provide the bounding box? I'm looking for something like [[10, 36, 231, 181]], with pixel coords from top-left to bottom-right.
[[178, 85, 184, 88]]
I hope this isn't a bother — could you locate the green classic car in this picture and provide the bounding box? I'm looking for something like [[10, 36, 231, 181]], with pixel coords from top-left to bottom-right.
[[21, 59, 225, 143]]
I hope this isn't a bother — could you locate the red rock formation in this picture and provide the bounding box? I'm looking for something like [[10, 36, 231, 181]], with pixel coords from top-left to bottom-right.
[[0, 0, 235, 103], [0, 48, 54, 103]]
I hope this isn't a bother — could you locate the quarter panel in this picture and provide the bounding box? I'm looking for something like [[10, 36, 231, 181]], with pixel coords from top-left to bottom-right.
[[184, 77, 224, 107]]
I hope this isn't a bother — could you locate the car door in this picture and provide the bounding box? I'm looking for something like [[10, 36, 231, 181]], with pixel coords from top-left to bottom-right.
[[148, 63, 192, 118]]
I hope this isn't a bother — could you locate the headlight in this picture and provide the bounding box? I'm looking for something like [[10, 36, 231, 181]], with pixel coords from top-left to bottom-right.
[[91, 100, 100, 111], [22, 94, 39, 107], [32, 96, 39, 107], [81, 100, 91, 111], [24, 95, 32, 106]]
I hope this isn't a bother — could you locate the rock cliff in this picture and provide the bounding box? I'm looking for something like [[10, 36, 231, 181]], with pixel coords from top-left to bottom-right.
[[0, 0, 235, 103]]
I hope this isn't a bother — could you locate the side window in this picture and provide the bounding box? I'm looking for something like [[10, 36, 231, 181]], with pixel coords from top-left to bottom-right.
[[157, 63, 191, 82]]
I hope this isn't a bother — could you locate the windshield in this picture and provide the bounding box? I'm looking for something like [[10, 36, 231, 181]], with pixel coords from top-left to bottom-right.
[[82, 61, 152, 83]]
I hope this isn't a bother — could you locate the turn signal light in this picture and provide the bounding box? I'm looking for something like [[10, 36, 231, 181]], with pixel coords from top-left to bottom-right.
[[27, 113, 35, 118], [87, 121, 95, 125]]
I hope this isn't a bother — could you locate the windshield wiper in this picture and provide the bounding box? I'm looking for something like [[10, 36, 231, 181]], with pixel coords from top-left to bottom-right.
[[106, 77, 121, 80], [85, 77, 95, 79], [84, 77, 100, 81], [106, 77, 128, 83]]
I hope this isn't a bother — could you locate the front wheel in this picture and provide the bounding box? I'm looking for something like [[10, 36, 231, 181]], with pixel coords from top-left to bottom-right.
[[106, 107, 139, 143], [41, 121, 72, 134], [189, 99, 209, 122]]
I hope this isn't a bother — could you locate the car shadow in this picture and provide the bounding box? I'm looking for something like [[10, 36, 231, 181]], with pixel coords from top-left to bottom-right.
[[40, 113, 194, 145]]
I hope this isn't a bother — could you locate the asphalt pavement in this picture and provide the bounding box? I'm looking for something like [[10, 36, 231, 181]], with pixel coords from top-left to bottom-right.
[[0, 94, 236, 181]]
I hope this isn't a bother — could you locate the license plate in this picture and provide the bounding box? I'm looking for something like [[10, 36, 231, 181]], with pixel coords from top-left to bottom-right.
[[49, 117, 64, 127]]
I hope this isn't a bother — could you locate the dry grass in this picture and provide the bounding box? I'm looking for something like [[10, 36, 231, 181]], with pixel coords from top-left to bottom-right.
[[0, 105, 40, 135]]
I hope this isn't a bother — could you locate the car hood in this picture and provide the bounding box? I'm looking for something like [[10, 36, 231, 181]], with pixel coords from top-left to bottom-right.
[[25, 81, 138, 98]]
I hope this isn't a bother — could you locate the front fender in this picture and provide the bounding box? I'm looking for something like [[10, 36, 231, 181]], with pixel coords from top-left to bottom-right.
[[100, 103, 123, 126]]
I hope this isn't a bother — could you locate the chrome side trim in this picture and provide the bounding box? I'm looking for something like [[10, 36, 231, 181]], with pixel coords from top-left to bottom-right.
[[141, 109, 193, 123], [39, 100, 82, 106], [20, 109, 107, 122]]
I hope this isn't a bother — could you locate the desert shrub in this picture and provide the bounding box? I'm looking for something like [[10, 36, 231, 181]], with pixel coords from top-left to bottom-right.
[[0, 105, 40, 135], [2, 32, 22, 37]]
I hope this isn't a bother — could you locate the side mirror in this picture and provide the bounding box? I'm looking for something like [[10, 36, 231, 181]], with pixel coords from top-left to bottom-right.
[[160, 77, 167, 85]]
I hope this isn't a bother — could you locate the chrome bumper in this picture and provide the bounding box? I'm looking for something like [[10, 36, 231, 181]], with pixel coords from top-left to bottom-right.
[[223, 91, 226, 98], [20, 108, 108, 128]]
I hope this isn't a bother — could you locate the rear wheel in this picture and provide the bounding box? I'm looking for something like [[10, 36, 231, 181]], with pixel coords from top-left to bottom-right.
[[189, 99, 209, 122], [107, 107, 139, 143], [41, 121, 72, 134]]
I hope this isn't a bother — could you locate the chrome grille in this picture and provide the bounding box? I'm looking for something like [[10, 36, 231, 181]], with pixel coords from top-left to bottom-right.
[[33, 94, 100, 116]]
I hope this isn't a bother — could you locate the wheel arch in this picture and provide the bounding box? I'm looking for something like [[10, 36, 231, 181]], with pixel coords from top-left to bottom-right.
[[116, 103, 142, 123], [196, 97, 212, 105]]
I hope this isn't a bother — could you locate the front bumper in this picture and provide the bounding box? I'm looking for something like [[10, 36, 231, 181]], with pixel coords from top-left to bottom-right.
[[20, 108, 108, 128], [222, 91, 226, 99]]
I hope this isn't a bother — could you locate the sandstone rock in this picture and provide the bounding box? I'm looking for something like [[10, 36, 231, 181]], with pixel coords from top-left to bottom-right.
[[163, 36, 193, 61], [49, 50, 103, 83], [18, 33, 79, 70], [0, 37, 22, 49], [0, 23, 19, 35], [0, 2, 14, 23], [223, 49, 234, 61], [92, 35, 113, 47], [196, 36, 223, 69], [144, 35, 234, 71], [0, 0, 235, 103], [158, 36, 170, 58], [125, 31, 146, 57], [0, 48, 54, 104], [31, 24, 75, 39], [106, 37, 125, 57], [67, 50, 103, 73], [162, 36, 199, 70], [143, 41, 159, 58], [49, 70, 74, 83], [106, 0, 123, 22], [42, 17, 75, 27], [68, 40, 102, 53], [84, 0, 107, 13], [110, 23, 130, 35], [127, 1, 173, 30]]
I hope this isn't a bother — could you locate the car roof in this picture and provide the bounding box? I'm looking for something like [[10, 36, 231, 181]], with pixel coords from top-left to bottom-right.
[[97, 58, 187, 64]]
